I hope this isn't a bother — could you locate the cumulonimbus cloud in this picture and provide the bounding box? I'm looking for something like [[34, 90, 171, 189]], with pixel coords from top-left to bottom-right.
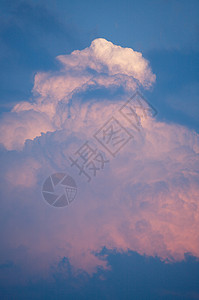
[[0, 38, 199, 284]]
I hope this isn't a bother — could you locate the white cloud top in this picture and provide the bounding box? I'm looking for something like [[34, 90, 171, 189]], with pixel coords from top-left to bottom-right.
[[0, 38, 155, 150]]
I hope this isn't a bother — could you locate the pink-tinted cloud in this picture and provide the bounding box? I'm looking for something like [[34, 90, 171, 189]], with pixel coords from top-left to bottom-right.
[[0, 39, 199, 284]]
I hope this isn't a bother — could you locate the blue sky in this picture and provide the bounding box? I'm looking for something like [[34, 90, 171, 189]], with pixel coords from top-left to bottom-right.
[[0, 1, 199, 299]]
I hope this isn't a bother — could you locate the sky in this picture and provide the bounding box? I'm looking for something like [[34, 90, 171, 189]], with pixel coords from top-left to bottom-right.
[[0, 0, 199, 299]]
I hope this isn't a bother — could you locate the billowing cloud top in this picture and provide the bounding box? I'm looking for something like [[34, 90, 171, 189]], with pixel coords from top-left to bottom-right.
[[0, 38, 155, 151], [0, 39, 199, 284]]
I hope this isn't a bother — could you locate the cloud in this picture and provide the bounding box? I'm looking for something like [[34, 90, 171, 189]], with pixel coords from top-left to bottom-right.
[[0, 38, 155, 150], [0, 109, 56, 151], [57, 38, 155, 87], [0, 38, 199, 284]]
